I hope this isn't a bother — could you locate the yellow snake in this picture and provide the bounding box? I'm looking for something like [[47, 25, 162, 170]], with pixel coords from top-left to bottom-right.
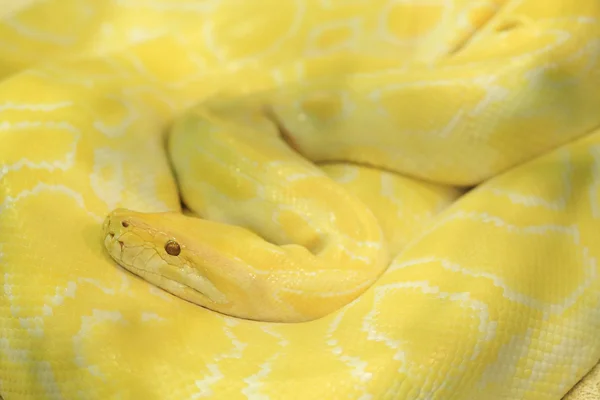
[[1, 0, 600, 399]]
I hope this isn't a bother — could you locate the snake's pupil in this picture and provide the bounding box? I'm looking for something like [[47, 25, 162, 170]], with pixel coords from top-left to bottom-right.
[[165, 241, 181, 256]]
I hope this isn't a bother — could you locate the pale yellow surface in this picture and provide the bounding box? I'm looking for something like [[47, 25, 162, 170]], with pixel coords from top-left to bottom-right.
[[564, 363, 600, 400], [0, 1, 599, 399]]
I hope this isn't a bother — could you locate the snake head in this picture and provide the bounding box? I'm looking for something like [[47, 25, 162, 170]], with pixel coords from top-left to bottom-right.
[[102, 208, 229, 308]]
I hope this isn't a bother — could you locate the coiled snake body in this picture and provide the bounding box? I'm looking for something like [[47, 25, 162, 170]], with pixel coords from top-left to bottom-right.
[[1, 0, 600, 399]]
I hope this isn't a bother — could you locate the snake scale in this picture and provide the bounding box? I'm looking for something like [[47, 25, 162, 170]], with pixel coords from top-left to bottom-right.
[[1, 0, 600, 399]]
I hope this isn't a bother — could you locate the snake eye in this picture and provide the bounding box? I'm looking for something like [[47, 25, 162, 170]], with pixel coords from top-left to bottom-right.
[[121, 221, 129, 228], [165, 240, 181, 256]]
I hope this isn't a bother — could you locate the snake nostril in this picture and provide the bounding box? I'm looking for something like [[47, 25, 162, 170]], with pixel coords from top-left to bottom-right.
[[121, 221, 129, 228], [118, 240, 124, 249]]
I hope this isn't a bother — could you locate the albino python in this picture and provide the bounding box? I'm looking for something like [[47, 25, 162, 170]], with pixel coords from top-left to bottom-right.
[[1, 0, 600, 399]]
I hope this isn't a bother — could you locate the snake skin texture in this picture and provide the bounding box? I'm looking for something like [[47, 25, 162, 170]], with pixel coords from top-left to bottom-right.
[[1, 1, 600, 399]]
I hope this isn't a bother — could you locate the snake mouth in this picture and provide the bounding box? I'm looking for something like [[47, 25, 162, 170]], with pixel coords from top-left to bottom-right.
[[103, 233, 127, 261], [103, 234, 222, 307], [127, 262, 216, 304]]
